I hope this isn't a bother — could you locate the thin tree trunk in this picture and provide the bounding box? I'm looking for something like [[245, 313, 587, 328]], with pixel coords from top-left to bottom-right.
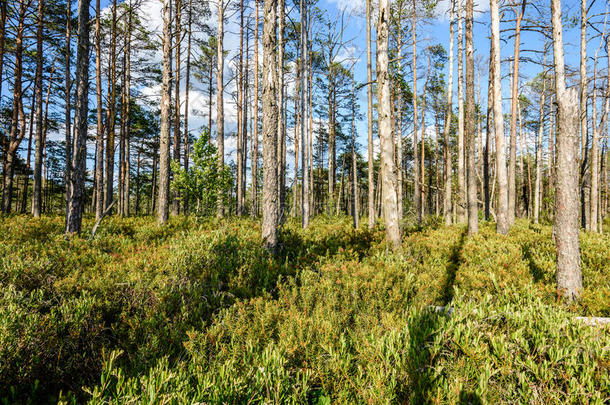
[[173, 0, 182, 215], [65, 0, 90, 234], [300, 0, 310, 228], [579, 0, 588, 230], [367, 0, 375, 228], [490, 0, 510, 235], [217, 0, 225, 217], [484, 42, 493, 220], [551, 0, 582, 301], [351, 75, 359, 229], [64, 0, 71, 219], [292, 54, 300, 217], [105, 0, 118, 211], [183, 0, 192, 214], [534, 70, 546, 223], [22, 95, 34, 214], [465, 0, 478, 234], [157, 0, 172, 224], [444, 0, 455, 225], [124, 5, 132, 217], [252, 0, 259, 217], [1, 0, 28, 213], [262, 0, 279, 251], [236, 0, 244, 216], [508, 0, 526, 225], [277, 0, 285, 221], [378, 0, 400, 249], [420, 46, 430, 219], [94, 0, 104, 220], [0, 0, 7, 111], [412, 0, 421, 224], [457, 0, 465, 223], [32, 0, 45, 217]]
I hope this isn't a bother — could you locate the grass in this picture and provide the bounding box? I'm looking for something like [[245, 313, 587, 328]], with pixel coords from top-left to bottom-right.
[[0, 215, 608, 403]]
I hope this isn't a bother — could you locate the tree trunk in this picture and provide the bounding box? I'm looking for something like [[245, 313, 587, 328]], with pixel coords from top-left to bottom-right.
[[534, 71, 545, 223], [104, 0, 118, 211], [300, 0, 310, 228], [490, 0, 510, 235], [551, 0, 582, 301], [124, 5, 132, 217], [1, 1, 27, 213], [378, 0, 400, 249], [579, 0, 588, 229], [351, 75, 359, 229], [277, 0, 285, 221], [217, 0, 225, 217], [252, 0, 259, 217], [484, 42, 493, 221], [412, 0, 421, 224], [0, 0, 7, 108], [173, 0, 182, 215], [443, 0, 455, 225], [157, 0, 172, 224], [366, 0, 375, 229], [465, 0, 478, 234], [457, 0, 466, 223], [262, 0, 279, 251], [183, 0, 192, 214], [94, 0, 104, 220], [508, 0, 526, 224], [65, 0, 90, 234], [32, 0, 44, 217], [64, 0, 71, 219]]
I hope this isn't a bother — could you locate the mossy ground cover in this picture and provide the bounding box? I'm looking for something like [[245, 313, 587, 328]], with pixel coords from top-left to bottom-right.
[[0, 215, 608, 403]]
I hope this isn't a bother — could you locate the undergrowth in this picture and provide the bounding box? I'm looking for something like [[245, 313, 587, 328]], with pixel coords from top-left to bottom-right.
[[0, 215, 607, 403]]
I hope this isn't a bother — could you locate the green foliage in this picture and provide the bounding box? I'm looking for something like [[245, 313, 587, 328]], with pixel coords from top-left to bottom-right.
[[0, 216, 608, 403], [171, 131, 233, 215]]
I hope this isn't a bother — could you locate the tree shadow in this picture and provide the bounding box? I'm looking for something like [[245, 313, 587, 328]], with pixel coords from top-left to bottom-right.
[[399, 230, 467, 402], [521, 243, 546, 283], [440, 229, 466, 305]]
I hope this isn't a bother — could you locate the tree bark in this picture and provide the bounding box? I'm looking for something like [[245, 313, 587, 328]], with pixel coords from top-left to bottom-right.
[[183, 0, 192, 214], [173, 0, 182, 215], [508, 0, 526, 224], [443, 0, 455, 225], [378, 0, 400, 249], [412, 0, 421, 224], [65, 0, 90, 234], [579, 0, 588, 229], [490, 0, 510, 235], [1, 0, 28, 213], [366, 0, 375, 229], [262, 0, 279, 251], [457, 0, 466, 223], [351, 73, 359, 229], [32, 0, 45, 217], [300, 0, 310, 228], [534, 69, 546, 223], [277, 0, 285, 221], [465, 0, 478, 234], [551, 0, 582, 301], [105, 0, 118, 211], [252, 0, 259, 217], [217, 0, 225, 217], [94, 0, 104, 220], [64, 0, 71, 219], [157, 0, 172, 224]]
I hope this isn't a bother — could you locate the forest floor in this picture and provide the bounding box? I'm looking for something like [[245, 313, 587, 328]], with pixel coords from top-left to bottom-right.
[[0, 215, 609, 403]]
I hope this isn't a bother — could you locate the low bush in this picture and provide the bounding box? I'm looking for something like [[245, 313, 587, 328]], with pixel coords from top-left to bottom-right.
[[0, 215, 607, 403]]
